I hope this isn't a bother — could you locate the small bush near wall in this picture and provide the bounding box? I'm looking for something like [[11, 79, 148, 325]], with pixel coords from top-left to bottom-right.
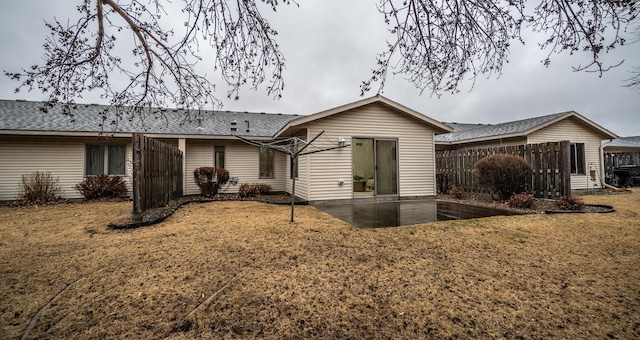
[[75, 175, 128, 200], [508, 193, 536, 209], [238, 183, 259, 198], [436, 173, 451, 194], [555, 196, 584, 211], [193, 167, 229, 197], [475, 154, 532, 201], [238, 183, 273, 198], [255, 183, 273, 195], [18, 171, 62, 204], [450, 186, 467, 199]]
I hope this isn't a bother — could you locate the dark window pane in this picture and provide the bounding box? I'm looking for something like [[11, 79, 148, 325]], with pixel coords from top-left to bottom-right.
[[259, 147, 274, 178], [85, 145, 104, 176], [576, 143, 585, 175], [108, 145, 126, 175], [570, 143, 586, 175], [215, 146, 225, 169]]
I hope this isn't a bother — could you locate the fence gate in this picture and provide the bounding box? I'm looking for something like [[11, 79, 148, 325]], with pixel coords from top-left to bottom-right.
[[132, 134, 184, 222], [436, 141, 571, 199]]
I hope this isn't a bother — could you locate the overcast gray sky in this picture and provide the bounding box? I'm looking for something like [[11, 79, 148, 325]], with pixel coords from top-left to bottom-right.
[[0, 0, 638, 137]]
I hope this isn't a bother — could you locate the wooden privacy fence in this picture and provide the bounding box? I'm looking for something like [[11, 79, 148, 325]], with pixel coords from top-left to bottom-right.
[[132, 134, 184, 222], [436, 141, 571, 199], [604, 152, 640, 184]]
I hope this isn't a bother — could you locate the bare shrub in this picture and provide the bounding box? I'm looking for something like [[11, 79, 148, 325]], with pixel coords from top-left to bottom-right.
[[75, 175, 128, 200], [508, 193, 536, 209], [193, 167, 229, 197], [474, 154, 532, 200], [238, 183, 273, 198], [555, 196, 585, 211], [450, 186, 467, 199], [238, 183, 259, 198], [255, 183, 273, 195], [18, 171, 62, 204], [436, 173, 451, 194]]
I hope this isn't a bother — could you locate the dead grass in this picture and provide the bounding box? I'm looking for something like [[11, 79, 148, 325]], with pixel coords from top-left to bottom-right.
[[1, 192, 639, 339]]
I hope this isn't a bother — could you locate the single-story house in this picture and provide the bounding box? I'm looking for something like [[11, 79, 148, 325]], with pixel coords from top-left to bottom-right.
[[603, 136, 640, 154], [602, 136, 640, 184], [0, 96, 452, 202], [435, 111, 618, 190]]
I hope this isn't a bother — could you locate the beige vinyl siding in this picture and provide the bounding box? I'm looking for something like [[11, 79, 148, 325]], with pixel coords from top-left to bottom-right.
[[0, 137, 133, 200], [295, 102, 438, 201], [185, 140, 287, 195], [223, 142, 286, 193], [527, 117, 605, 189], [185, 141, 215, 195], [283, 131, 310, 200], [285, 153, 309, 200]]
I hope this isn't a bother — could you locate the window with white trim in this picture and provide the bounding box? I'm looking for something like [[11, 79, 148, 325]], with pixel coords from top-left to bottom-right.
[[85, 144, 126, 176], [570, 143, 585, 175], [259, 147, 274, 178], [215, 146, 225, 168]]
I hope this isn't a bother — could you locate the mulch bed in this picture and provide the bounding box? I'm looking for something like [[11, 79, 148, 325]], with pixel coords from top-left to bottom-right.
[[437, 192, 618, 215]]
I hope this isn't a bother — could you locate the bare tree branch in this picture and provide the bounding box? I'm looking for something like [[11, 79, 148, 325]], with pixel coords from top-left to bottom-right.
[[362, 0, 639, 96], [3, 0, 637, 119], [4, 0, 296, 122]]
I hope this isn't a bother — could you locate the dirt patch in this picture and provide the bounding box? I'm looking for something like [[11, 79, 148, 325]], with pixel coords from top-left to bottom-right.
[[1, 191, 639, 339]]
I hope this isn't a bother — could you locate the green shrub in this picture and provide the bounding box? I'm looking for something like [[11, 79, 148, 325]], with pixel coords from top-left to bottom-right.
[[507, 193, 536, 209], [474, 154, 532, 200], [555, 196, 584, 211], [450, 186, 467, 199], [193, 167, 229, 197], [18, 171, 62, 204], [74, 175, 128, 200]]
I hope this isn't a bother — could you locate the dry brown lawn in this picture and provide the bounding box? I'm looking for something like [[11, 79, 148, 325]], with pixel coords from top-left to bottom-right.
[[1, 192, 639, 339]]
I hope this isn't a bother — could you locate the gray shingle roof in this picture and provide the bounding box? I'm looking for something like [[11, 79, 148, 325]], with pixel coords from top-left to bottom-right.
[[0, 100, 300, 137], [606, 136, 640, 148], [436, 112, 569, 143]]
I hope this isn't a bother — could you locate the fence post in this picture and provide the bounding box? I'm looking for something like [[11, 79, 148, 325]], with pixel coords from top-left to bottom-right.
[[132, 134, 143, 222], [558, 141, 571, 197]]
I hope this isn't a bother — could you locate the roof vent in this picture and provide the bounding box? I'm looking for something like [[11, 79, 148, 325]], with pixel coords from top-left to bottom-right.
[[245, 120, 250, 133]]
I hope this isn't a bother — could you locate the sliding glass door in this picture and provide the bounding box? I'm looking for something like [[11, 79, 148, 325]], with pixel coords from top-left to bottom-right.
[[352, 138, 398, 196], [375, 139, 397, 195]]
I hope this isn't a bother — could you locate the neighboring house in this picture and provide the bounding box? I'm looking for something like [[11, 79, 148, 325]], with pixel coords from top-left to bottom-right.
[[0, 96, 452, 202], [435, 111, 618, 190], [602, 136, 640, 184], [603, 136, 640, 154]]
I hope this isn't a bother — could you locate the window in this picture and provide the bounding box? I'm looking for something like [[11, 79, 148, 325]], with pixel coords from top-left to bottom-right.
[[570, 143, 585, 175], [215, 146, 225, 168], [85, 144, 126, 176], [290, 156, 298, 179], [259, 147, 274, 178]]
